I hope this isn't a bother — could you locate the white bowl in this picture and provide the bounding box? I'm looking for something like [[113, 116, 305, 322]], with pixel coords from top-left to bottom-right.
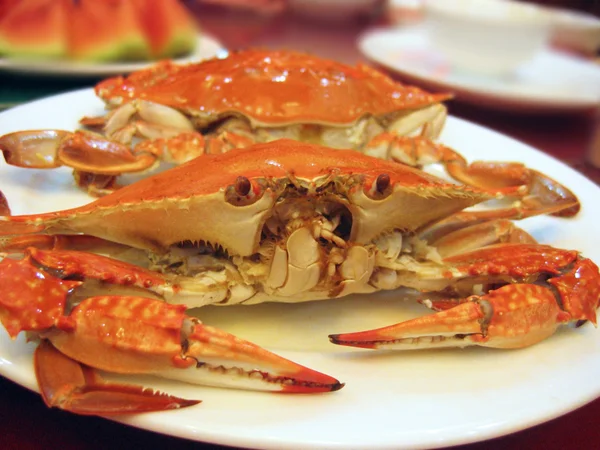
[[548, 8, 600, 56], [424, 0, 552, 76]]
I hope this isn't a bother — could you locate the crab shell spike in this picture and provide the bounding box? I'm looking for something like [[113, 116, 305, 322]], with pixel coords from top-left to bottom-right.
[[47, 295, 343, 393], [94, 50, 451, 127], [0, 140, 491, 256]]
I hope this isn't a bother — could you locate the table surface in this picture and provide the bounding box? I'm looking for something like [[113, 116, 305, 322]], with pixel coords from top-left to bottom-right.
[[1, 5, 600, 450]]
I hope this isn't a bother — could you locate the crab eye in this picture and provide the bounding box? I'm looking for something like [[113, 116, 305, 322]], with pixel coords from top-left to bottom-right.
[[366, 173, 392, 199], [235, 176, 252, 196], [375, 173, 390, 193], [225, 176, 264, 206]]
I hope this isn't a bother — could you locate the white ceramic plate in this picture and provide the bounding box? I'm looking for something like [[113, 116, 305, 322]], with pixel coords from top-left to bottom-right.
[[358, 27, 600, 113], [0, 35, 225, 77], [1, 90, 600, 450]]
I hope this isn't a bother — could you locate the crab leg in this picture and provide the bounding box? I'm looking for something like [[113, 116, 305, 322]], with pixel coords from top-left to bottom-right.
[[1, 128, 256, 196], [0, 129, 156, 173], [0, 254, 342, 415], [386, 103, 448, 139], [6, 246, 254, 308], [35, 341, 200, 415], [0, 234, 133, 255], [423, 218, 537, 258], [45, 295, 342, 394], [419, 209, 543, 247], [364, 134, 580, 217], [330, 244, 600, 350], [414, 189, 583, 258]]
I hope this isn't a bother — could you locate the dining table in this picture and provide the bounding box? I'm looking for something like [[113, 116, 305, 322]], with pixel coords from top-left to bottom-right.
[[1, 4, 600, 450]]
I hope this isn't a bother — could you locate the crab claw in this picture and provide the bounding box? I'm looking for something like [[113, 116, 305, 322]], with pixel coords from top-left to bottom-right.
[[0, 254, 342, 414], [174, 315, 344, 393], [329, 285, 570, 350], [0, 129, 157, 174], [330, 258, 600, 350], [0, 130, 69, 169], [45, 295, 343, 395]]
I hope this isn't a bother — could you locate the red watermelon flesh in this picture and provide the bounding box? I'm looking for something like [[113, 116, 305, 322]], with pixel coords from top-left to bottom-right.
[[0, 0, 21, 20], [131, 0, 198, 59], [0, 0, 68, 59], [0, 0, 198, 62], [68, 0, 151, 62]]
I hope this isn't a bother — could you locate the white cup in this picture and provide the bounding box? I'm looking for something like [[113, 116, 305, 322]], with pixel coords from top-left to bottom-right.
[[425, 0, 552, 76]]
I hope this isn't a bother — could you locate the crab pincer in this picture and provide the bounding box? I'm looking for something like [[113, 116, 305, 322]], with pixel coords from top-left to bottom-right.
[[330, 245, 600, 350], [0, 251, 342, 416]]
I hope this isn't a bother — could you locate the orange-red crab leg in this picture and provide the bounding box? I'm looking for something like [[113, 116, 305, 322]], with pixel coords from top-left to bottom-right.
[[0, 253, 190, 415], [365, 134, 580, 217], [0, 129, 256, 196], [0, 129, 156, 172], [35, 341, 200, 415], [423, 218, 538, 259], [0, 251, 342, 416], [0, 234, 133, 255], [330, 244, 600, 350], [414, 190, 583, 258]]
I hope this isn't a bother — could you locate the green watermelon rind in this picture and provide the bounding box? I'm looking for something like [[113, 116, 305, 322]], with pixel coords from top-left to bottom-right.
[[154, 30, 198, 59], [0, 0, 68, 60], [72, 35, 152, 63], [0, 38, 66, 59], [0, 0, 200, 63]]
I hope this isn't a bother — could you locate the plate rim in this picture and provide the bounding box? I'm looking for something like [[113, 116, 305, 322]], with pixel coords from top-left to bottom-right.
[[358, 27, 600, 113], [0, 34, 225, 78]]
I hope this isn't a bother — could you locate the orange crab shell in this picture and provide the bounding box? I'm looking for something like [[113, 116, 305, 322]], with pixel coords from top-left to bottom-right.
[[1, 140, 490, 257], [90, 138, 460, 201], [95, 49, 452, 126]]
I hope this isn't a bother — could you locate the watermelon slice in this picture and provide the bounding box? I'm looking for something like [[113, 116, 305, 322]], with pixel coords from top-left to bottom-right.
[[0, 0, 198, 62], [68, 0, 151, 62], [132, 0, 198, 59], [0, 0, 20, 20], [0, 0, 68, 59]]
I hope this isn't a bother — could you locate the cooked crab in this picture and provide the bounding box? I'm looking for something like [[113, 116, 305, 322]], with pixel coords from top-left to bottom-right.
[[0, 140, 597, 418], [0, 49, 456, 195], [0, 50, 581, 213]]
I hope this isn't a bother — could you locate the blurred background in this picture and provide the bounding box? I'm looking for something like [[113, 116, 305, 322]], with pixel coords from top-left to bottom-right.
[[186, 0, 600, 59]]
